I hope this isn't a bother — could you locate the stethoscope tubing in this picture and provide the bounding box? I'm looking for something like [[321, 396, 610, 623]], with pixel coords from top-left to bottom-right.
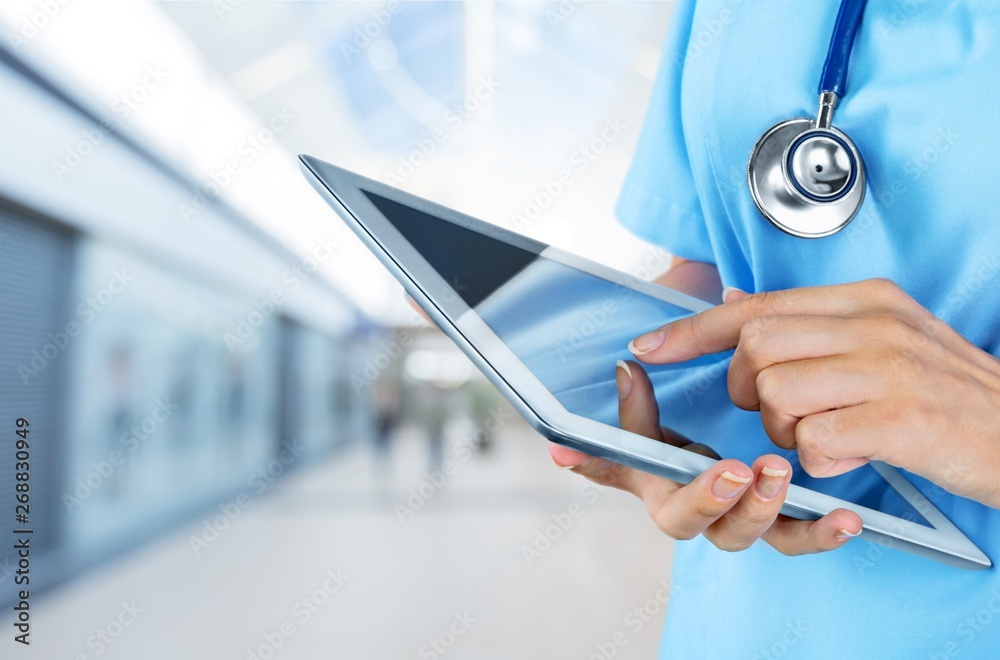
[[819, 0, 868, 97]]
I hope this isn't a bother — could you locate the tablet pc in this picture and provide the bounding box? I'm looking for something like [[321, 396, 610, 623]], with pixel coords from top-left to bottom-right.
[[299, 155, 989, 570]]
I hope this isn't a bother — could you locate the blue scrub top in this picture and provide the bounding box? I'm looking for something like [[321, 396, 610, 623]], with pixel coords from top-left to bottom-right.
[[617, 1, 1000, 657]]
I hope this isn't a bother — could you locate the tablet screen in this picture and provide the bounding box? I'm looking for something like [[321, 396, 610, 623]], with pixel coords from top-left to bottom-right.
[[362, 189, 931, 526]]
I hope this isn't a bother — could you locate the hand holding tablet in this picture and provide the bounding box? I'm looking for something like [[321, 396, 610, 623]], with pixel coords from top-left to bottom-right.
[[300, 155, 991, 569], [628, 280, 1000, 509], [550, 358, 866, 555]]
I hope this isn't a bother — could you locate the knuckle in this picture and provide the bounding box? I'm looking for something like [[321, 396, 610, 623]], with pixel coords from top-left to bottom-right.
[[687, 313, 715, 356], [710, 534, 753, 553], [690, 497, 723, 521], [755, 367, 784, 406], [739, 505, 778, 529], [668, 528, 697, 542], [741, 290, 776, 318], [916, 315, 951, 343], [651, 511, 694, 540], [739, 317, 773, 356], [767, 428, 797, 451], [796, 451, 826, 478], [868, 311, 904, 337], [682, 311, 702, 338], [727, 380, 756, 412], [872, 278, 920, 311], [795, 417, 832, 477], [867, 277, 903, 301], [887, 349, 926, 379], [795, 416, 833, 454], [726, 356, 757, 410], [866, 310, 920, 357]]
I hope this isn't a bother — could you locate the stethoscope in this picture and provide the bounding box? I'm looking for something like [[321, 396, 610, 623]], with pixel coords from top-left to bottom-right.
[[748, 0, 868, 238]]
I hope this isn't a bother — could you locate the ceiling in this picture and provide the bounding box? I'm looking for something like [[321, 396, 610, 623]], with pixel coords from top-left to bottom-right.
[[3, 0, 677, 324]]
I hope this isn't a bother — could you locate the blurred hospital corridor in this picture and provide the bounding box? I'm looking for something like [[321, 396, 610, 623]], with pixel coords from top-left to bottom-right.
[[0, 1, 680, 657], [15, 417, 673, 659]]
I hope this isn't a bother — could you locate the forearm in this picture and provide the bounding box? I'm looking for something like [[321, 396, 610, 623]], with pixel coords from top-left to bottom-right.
[[653, 257, 723, 303]]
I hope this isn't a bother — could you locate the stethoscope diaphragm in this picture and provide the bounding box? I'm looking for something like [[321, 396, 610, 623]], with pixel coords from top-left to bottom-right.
[[748, 117, 866, 238], [747, 0, 868, 238]]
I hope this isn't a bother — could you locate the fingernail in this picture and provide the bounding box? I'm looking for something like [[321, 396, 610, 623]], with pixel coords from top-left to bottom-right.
[[628, 330, 665, 356], [552, 457, 578, 469], [835, 528, 862, 541], [721, 286, 746, 302], [712, 470, 751, 500], [755, 466, 788, 500], [616, 360, 632, 401]]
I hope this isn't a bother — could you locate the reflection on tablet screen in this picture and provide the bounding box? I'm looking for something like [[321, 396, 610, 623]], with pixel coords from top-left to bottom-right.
[[362, 189, 930, 527]]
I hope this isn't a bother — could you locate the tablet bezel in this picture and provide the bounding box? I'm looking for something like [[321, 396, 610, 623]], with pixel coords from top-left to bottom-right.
[[299, 155, 990, 570]]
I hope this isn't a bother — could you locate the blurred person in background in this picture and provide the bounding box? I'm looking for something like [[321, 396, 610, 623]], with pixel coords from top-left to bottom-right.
[[417, 381, 451, 472], [222, 356, 247, 461], [549, 1, 1000, 657], [103, 345, 136, 499], [462, 379, 500, 453], [372, 371, 403, 473]]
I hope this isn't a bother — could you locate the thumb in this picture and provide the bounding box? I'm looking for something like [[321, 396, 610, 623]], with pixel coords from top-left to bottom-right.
[[548, 442, 592, 468], [722, 286, 750, 303], [617, 360, 664, 441], [546, 441, 645, 496]]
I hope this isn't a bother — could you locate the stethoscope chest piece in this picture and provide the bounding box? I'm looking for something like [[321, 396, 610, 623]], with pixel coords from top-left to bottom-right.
[[748, 116, 865, 238], [746, 0, 870, 239]]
